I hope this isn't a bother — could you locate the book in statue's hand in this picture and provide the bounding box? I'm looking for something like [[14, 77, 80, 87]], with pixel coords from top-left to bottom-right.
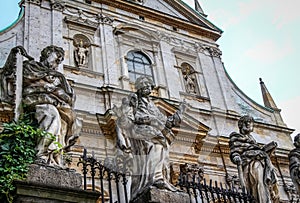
[[262, 141, 278, 154]]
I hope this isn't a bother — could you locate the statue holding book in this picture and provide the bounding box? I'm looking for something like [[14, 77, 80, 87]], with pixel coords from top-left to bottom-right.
[[229, 115, 279, 203], [112, 76, 186, 200]]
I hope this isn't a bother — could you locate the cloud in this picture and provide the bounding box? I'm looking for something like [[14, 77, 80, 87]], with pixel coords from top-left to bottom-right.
[[237, 0, 300, 29], [268, 0, 300, 28], [244, 39, 294, 63], [279, 96, 300, 138]]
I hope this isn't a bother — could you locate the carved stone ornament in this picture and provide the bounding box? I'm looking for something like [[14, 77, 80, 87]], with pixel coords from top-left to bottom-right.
[[73, 34, 91, 68], [50, 0, 65, 11], [194, 42, 222, 58], [289, 133, 300, 194], [112, 76, 187, 201], [229, 115, 279, 203], [0, 45, 82, 168]]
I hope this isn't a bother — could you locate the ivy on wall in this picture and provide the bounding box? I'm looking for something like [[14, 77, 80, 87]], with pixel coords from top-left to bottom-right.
[[0, 114, 52, 203]]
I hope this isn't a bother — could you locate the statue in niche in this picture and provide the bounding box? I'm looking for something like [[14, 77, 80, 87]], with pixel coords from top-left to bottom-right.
[[1, 45, 81, 167], [112, 76, 186, 200], [229, 115, 279, 203], [73, 34, 90, 68], [182, 63, 197, 94], [74, 40, 89, 67], [289, 133, 300, 194]]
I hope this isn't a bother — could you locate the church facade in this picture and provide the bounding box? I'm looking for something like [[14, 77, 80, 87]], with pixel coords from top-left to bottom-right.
[[0, 0, 296, 202]]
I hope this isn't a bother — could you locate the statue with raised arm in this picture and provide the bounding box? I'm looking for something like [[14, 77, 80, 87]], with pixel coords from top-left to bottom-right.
[[1, 45, 81, 167], [289, 133, 300, 194], [229, 115, 279, 203], [113, 76, 186, 200]]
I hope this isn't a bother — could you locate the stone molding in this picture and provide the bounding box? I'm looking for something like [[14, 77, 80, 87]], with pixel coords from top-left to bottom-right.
[[25, 0, 41, 5]]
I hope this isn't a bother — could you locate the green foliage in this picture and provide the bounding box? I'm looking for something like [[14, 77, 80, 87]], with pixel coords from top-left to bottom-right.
[[0, 114, 52, 203]]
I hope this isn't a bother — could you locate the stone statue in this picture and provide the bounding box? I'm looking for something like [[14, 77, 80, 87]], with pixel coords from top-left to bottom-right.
[[74, 40, 89, 67], [112, 76, 186, 200], [0, 46, 33, 103], [184, 74, 196, 94], [1, 45, 82, 167], [289, 133, 300, 194], [229, 115, 279, 203]]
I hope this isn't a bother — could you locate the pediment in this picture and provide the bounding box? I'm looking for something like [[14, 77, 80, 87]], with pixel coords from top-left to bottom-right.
[[137, 0, 221, 32], [153, 98, 210, 136], [143, 0, 189, 21]]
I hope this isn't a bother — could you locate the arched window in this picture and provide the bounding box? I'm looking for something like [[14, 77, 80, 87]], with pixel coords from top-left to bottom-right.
[[126, 51, 153, 82]]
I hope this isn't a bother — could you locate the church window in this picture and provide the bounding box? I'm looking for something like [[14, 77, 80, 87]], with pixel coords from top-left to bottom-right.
[[126, 51, 153, 82]]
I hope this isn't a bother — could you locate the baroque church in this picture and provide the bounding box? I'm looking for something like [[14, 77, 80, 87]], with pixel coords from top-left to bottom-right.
[[0, 0, 296, 202]]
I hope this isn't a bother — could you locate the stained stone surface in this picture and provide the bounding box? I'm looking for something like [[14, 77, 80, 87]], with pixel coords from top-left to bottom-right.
[[26, 163, 82, 188], [14, 180, 99, 203], [131, 187, 190, 203], [14, 163, 100, 203]]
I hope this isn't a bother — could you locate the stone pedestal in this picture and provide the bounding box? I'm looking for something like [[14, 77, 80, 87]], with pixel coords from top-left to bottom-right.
[[14, 164, 100, 203], [131, 187, 190, 203]]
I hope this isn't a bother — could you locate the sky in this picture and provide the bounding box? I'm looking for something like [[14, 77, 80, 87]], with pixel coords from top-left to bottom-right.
[[0, 0, 299, 137]]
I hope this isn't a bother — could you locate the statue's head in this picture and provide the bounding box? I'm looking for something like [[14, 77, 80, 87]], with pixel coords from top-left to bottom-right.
[[40, 45, 64, 69], [238, 115, 254, 135], [294, 133, 300, 148], [135, 76, 154, 96]]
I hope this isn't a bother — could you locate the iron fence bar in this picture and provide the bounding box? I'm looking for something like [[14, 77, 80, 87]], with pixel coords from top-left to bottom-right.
[[203, 179, 210, 202], [107, 170, 113, 203], [214, 181, 222, 202], [122, 174, 129, 203], [96, 161, 105, 203], [77, 148, 88, 190], [115, 173, 121, 203], [219, 183, 226, 203], [197, 177, 204, 203], [225, 184, 233, 203], [90, 152, 96, 191], [209, 179, 216, 203], [192, 174, 198, 203]]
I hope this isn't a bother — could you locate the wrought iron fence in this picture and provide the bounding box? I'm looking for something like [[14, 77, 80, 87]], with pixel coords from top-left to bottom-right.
[[77, 149, 255, 203], [176, 163, 255, 203], [77, 149, 130, 203]]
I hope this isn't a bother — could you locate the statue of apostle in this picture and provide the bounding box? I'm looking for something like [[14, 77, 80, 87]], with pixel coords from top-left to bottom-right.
[[113, 76, 186, 200], [1, 45, 81, 167], [229, 115, 279, 203]]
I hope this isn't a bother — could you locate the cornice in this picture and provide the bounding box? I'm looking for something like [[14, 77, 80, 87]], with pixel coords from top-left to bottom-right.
[[93, 0, 221, 41]]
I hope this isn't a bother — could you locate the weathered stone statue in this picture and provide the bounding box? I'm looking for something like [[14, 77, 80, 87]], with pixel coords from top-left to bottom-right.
[[1, 45, 81, 167], [74, 40, 89, 67], [289, 133, 300, 194], [229, 115, 279, 203], [112, 76, 186, 200]]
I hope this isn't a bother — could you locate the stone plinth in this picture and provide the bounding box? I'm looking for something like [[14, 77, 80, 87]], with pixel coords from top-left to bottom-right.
[[14, 180, 100, 203], [14, 164, 100, 203], [25, 163, 82, 188], [131, 187, 190, 203]]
